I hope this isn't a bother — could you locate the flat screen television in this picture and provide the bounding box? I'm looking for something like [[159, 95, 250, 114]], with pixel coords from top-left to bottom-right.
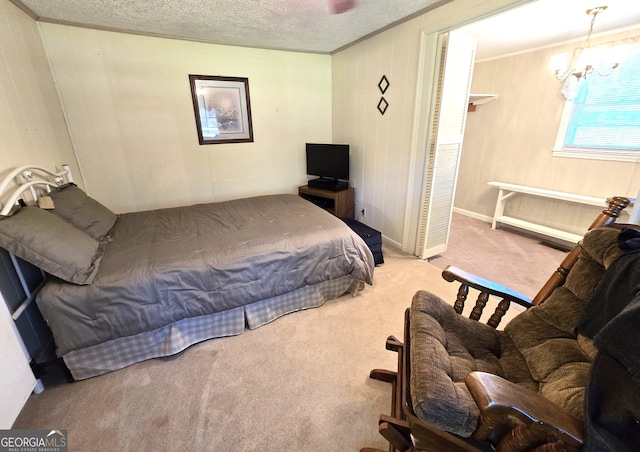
[[305, 143, 349, 181]]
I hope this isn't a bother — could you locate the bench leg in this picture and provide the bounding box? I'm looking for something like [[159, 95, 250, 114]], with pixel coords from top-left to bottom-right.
[[492, 189, 517, 229]]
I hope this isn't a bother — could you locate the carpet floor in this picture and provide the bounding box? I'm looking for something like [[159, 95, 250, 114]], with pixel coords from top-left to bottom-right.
[[429, 213, 569, 299]]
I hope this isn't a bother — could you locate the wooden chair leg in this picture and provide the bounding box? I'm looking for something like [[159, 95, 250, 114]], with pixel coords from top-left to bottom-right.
[[379, 414, 411, 434], [379, 421, 413, 452], [385, 335, 403, 351], [370, 369, 397, 383], [364, 334, 410, 452]]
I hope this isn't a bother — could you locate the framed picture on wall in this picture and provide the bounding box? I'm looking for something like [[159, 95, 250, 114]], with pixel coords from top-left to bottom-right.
[[188, 75, 254, 145]]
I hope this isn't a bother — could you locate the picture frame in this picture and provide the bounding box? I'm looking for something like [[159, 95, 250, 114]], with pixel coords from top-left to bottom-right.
[[188, 74, 254, 145]]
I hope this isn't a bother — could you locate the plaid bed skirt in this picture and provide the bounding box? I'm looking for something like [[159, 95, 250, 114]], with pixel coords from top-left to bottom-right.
[[63, 276, 362, 380]]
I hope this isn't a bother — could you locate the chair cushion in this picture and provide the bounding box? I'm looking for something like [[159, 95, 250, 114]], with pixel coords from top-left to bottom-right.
[[498, 333, 538, 392], [410, 290, 505, 436], [541, 362, 591, 417], [503, 226, 623, 419]]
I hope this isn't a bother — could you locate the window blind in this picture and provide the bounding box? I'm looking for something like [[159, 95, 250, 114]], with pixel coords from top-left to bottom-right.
[[563, 46, 640, 154]]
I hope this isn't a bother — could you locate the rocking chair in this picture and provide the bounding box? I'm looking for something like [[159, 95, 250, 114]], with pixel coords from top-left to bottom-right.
[[363, 196, 636, 452]]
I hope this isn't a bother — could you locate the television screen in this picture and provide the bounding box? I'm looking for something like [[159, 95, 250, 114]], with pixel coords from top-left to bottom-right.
[[305, 143, 349, 180]]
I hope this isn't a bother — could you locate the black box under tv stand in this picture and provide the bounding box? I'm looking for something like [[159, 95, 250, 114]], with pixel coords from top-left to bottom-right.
[[308, 178, 348, 192]]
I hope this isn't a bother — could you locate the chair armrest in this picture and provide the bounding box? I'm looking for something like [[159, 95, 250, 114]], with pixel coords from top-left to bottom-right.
[[442, 265, 532, 309], [465, 371, 583, 451]]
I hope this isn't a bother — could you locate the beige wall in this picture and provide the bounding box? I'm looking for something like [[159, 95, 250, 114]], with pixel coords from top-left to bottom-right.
[[39, 24, 333, 213], [0, 0, 78, 187], [458, 27, 640, 234], [332, 0, 528, 248], [0, 0, 78, 427]]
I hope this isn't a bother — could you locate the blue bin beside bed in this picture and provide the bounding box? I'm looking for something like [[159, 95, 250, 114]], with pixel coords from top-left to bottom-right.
[[341, 217, 383, 266]]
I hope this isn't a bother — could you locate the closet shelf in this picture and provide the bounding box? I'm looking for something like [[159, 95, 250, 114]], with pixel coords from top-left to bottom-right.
[[468, 94, 498, 111]]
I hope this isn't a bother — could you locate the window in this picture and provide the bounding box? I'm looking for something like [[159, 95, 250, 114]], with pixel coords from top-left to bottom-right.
[[553, 44, 640, 162]]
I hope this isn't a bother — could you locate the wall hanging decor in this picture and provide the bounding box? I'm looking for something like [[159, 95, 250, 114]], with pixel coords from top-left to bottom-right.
[[377, 75, 389, 115], [377, 97, 388, 115], [189, 75, 254, 145], [378, 75, 389, 94]]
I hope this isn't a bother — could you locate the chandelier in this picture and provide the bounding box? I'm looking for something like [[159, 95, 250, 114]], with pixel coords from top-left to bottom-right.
[[551, 5, 619, 82]]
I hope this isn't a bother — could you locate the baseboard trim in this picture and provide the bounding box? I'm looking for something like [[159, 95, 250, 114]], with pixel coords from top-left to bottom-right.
[[382, 235, 402, 250], [453, 207, 492, 223], [385, 209, 490, 255]]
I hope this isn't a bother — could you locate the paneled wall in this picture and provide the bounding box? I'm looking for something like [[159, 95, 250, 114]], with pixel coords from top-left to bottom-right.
[[0, 0, 78, 427], [0, 0, 79, 185], [332, 0, 527, 248], [457, 26, 640, 234], [39, 24, 333, 213]]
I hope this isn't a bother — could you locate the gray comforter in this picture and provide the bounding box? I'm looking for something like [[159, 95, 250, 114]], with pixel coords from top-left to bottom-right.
[[38, 194, 374, 355]]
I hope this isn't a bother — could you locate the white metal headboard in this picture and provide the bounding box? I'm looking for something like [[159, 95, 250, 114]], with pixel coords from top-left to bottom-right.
[[0, 163, 75, 392], [0, 164, 73, 216]]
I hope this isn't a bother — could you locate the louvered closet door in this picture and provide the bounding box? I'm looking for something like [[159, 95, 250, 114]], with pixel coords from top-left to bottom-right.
[[418, 31, 476, 259]]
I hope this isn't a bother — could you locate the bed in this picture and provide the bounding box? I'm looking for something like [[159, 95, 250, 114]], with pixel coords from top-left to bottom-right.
[[0, 165, 374, 380]]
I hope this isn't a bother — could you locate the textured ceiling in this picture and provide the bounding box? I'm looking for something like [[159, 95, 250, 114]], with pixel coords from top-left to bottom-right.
[[16, 0, 450, 54], [14, 0, 640, 57]]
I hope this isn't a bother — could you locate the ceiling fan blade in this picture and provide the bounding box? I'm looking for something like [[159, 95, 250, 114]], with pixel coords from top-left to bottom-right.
[[330, 0, 356, 14]]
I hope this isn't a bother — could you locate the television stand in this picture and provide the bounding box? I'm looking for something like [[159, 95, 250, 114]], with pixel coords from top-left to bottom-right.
[[298, 185, 354, 218], [308, 178, 348, 192]]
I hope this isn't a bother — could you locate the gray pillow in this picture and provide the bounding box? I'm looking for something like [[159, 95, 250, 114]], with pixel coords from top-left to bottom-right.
[[0, 206, 103, 285], [49, 184, 117, 241]]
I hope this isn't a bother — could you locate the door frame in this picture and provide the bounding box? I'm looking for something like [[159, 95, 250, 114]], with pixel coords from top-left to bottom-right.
[[402, 30, 441, 254], [401, 0, 533, 255]]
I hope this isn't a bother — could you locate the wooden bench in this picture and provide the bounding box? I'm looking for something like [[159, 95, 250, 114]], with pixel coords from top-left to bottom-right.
[[487, 181, 607, 244]]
